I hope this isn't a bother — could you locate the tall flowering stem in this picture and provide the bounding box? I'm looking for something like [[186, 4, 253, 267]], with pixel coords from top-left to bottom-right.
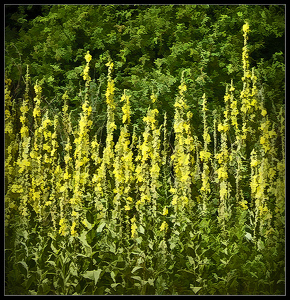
[[170, 72, 194, 213], [71, 51, 93, 236], [199, 93, 211, 213], [92, 60, 116, 222], [216, 112, 230, 230], [113, 90, 135, 238]]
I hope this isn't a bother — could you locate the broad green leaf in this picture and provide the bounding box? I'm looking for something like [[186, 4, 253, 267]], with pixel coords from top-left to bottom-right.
[[148, 278, 154, 286], [139, 224, 145, 234], [136, 236, 142, 244], [18, 261, 28, 275], [78, 230, 90, 248], [190, 285, 202, 294], [82, 269, 102, 285]]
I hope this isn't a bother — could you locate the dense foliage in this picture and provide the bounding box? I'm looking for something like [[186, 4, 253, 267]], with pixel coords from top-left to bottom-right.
[[5, 5, 285, 295]]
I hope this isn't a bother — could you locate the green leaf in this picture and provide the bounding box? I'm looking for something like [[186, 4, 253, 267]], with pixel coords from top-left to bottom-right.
[[131, 275, 142, 282], [187, 256, 194, 266], [148, 278, 154, 286], [46, 260, 56, 268], [111, 282, 120, 290], [50, 241, 59, 254], [82, 269, 102, 285], [110, 271, 116, 282], [220, 259, 229, 265], [132, 266, 143, 274], [70, 262, 78, 277], [86, 210, 94, 224], [109, 242, 116, 254], [18, 261, 28, 276], [139, 224, 145, 234], [190, 285, 202, 294], [245, 232, 252, 241], [250, 271, 258, 279], [78, 230, 91, 249], [96, 221, 106, 233]]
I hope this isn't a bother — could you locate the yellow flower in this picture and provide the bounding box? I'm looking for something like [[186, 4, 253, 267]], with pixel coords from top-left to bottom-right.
[[179, 83, 187, 93], [261, 109, 267, 117], [20, 126, 29, 136], [199, 150, 211, 162], [160, 221, 168, 232], [250, 159, 259, 167], [106, 61, 114, 69], [172, 195, 178, 206], [43, 143, 51, 151], [83, 65, 90, 81], [33, 107, 41, 118], [59, 186, 66, 193], [169, 187, 176, 194], [82, 218, 89, 228], [150, 93, 157, 103], [151, 163, 160, 174], [124, 205, 131, 211], [131, 216, 137, 238], [71, 221, 77, 236], [85, 51, 92, 63], [218, 123, 229, 132], [217, 167, 228, 180], [162, 206, 168, 216], [203, 132, 211, 143], [260, 136, 266, 145], [239, 200, 248, 210], [243, 22, 250, 34], [59, 218, 67, 236], [34, 84, 42, 94]]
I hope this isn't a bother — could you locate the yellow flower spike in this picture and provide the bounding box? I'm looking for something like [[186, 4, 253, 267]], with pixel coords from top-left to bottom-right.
[[243, 22, 250, 34], [105, 61, 114, 69], [59, 218, 67, 236]]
